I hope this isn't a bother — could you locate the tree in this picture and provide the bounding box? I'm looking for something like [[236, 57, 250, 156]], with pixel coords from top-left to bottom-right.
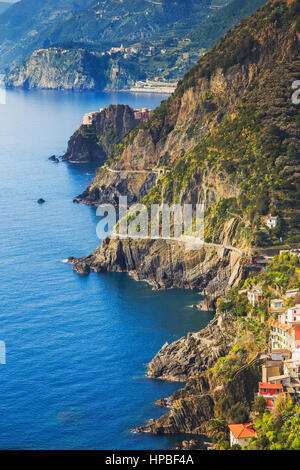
[[253, 396, 267, 417], [231, 444, 242, 450], [227, 402, 250, 424], [272, 394, 290, 419], [207, 419, 228, 443]]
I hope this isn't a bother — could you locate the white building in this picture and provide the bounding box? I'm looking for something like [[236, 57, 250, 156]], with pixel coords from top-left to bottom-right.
[[229, 424, 256, 447], [266, 215, 279, 229], [286, 288, 300, 299], [270, 299, 285, 311], [247, 287, 263, 306]]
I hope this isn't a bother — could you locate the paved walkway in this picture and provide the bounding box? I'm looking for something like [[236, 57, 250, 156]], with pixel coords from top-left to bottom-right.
[[105, 167, 246, 256], [116, 233, 246, 256]]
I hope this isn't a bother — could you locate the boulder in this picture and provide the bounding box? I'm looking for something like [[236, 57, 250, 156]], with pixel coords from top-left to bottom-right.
[[72, 261, 91, 275], [48, 155, 59, 162]]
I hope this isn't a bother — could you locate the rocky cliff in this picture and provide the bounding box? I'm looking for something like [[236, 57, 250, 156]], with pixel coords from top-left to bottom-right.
[[74, 0, 300, 290], [137, 356, 262, 435], [126, 309, 264, 435], [69, 221, 248, 300], [67, 0, 299, 436], [5, 48, 108, 91], [62, 104, 139, 164], [4, 45, 147, 91], [146, 312, 237, 382]]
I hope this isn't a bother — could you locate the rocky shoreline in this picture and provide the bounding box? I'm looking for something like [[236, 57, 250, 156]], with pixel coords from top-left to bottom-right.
[[146, 312, 237, 383], [67, 234, 248, 296], [67, 242, 254, 437], [62, 104, 140, 164], [128, 311, 263, 436], [62, 0, 300, 441]]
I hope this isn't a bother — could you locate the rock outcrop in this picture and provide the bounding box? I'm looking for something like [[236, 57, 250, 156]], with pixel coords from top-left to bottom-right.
[[69, 227, 249, 296], [67, 0, 299, 437], [146, 312, 237, 382], [75, 0, 300, 292], [62, 105, 139, 163], [5, 48, 108, 91], [136, 359, 262, 435], [133, 310, 263, 435]]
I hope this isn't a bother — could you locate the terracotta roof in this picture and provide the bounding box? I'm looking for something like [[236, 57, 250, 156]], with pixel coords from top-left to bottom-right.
[[228, 423, 256, 439], [259, 382, 283, 390]]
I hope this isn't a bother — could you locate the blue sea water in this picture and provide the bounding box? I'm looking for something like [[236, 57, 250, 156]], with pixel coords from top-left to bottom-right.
[[0, 89, 214, 450]]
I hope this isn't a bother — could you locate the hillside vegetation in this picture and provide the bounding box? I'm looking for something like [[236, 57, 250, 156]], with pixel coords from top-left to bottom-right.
[[134, 0, 300, 248], [0, 0, 89, 71], [3, 0, 267, 87], [69, 0, 300, 302]]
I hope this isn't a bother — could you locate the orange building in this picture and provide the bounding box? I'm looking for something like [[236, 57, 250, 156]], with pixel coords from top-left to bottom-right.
[[229, 423, 256, 447]]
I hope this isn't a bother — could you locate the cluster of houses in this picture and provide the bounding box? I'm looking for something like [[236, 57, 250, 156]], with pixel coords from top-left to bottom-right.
[[229, 275, 300, 447], [82, 110, 102, 126], [32, 47, 70, 58], [103, 44, 157, 58], [247, 285, 300, 401], [133, 108, 152, 122], [131, 79, 178, 94], [98, 43, 169, 60], [82, 107, 152, 126]]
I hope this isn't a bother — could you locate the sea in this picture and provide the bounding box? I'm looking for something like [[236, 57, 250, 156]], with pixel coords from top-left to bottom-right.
[[0, 89, 213, 449]]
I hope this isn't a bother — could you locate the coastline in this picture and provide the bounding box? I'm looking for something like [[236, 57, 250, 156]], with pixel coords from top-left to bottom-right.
[[119, 87, 176, 94], [5, 85, 175, 95]]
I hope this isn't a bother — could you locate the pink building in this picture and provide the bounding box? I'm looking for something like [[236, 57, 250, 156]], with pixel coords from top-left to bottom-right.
[[278, 305, 300, 325], [133, 108, 152, 123], [294, 324, 300, 349], [271, 322, 300, 351]]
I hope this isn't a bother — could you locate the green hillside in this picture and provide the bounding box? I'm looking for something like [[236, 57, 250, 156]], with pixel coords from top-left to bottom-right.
[[0, 0, 90, 71], [4, 0, 268, 88]]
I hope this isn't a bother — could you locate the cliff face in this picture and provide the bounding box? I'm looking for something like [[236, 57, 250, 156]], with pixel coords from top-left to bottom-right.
[[67, 1, 299, 436], [62, 105, 139, 164], [138, 358, 262, 435], [131, 310, 264, 435], [73, 0, 300, 301], [79, 77, 245, 205], [80, 1, 299, 210], [4, 47, 142, 91], [70, 216, 248, 300], [4, 48, 106, 91], [146, 312, 238, 382]]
